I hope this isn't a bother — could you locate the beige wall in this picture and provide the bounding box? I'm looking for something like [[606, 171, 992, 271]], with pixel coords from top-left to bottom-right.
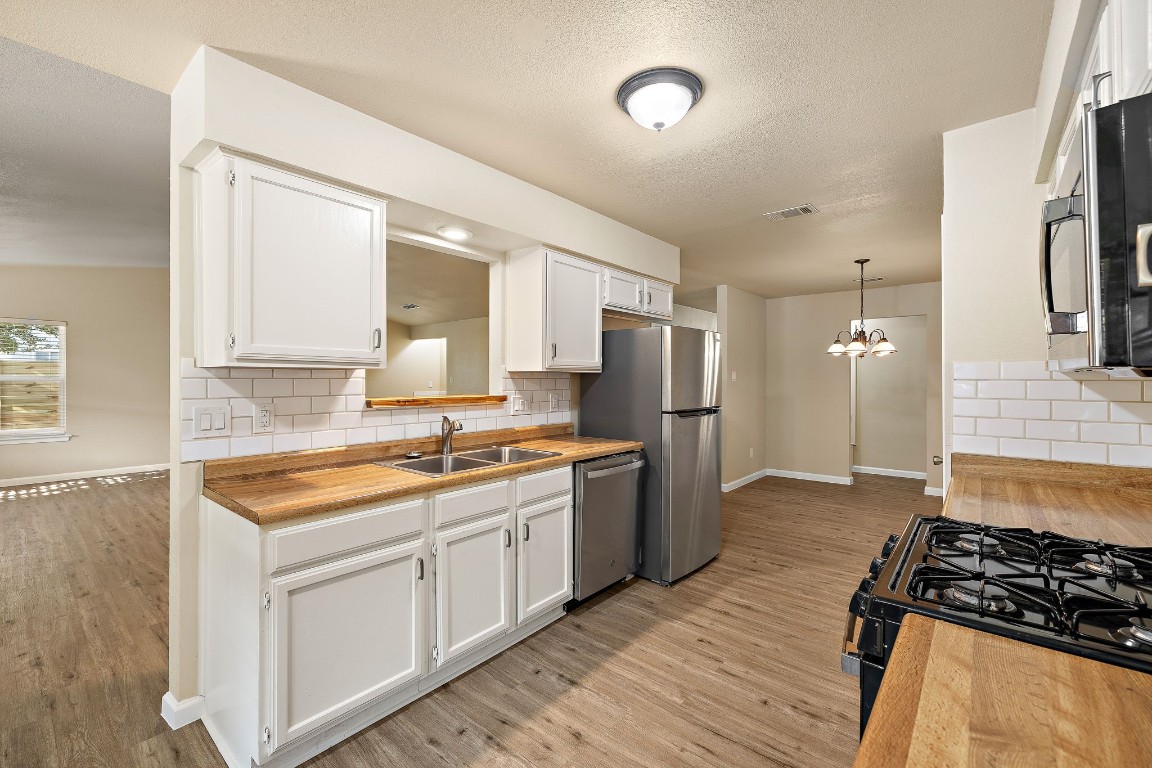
[[717, 285, 767, 485], [854, 315, 928, 474], [764, 282, 943, 488], [412, 317, 489, 395], [0, 265, 168, 483], [366, 321, 445, 397]]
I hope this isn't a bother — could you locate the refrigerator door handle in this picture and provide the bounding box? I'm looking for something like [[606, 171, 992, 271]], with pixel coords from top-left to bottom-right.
[[672, 408, 720, 418]]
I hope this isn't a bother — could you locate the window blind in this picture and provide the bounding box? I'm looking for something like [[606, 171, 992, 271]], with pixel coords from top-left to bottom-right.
[[0, 319, 66, 439]]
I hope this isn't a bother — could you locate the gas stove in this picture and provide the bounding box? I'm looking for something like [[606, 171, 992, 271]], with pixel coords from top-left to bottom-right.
[[843, 515, 1152, 734]]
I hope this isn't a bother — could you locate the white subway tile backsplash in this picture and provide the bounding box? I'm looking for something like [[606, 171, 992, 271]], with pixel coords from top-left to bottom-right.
[[1000, 400, 1050, 420], [978, 380, 1026, 399], [1108, 445, 1152, 468], [954, 362, 1000, 379], [1110, 402, 1152, 423], [952, 417, 975, 435], [1080, 422, 1139, 444], [953, 380, 977, 398], [1142, 425, 1152, 445], [999, 361, 1050, 380], [1025, 380, 1080, 400], [954, 399, 999, 418], [999, 438, 1050, 460], [1082, 380, 1143, 402], [1025, 420, 1077, 441], [953, 435, 998, 455], [976, 418, 1024, 438], [1051, 441, 1108, 464], [181, 359, 573, 459], [1051, 400, 1110, 421]]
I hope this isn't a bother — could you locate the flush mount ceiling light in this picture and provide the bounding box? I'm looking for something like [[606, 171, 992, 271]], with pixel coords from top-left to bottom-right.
[[826, 259, 898, 359], [436, 226, 473, 242], [616, 67, 704, 132]]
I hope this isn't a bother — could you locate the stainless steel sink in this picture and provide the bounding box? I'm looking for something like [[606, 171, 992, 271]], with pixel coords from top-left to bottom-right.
[[387, 455, 496, 477], [455, 447, 561, 464]]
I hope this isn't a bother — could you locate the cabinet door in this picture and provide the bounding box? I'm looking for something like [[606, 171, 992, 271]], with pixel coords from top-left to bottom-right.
[[233, 159, 385, 365], [644, 279, 675, 317], [516, 496, 573, 624], [1115, 0, 1152, 99], [434, 513, 513, 665], [545, 251, 602, 370], [268, 539, 425, 749], [603, 268, 644, 312]]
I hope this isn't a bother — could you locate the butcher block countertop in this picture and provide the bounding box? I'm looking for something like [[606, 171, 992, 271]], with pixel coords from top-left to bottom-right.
[[854, 614, 1152, 768], [201, 423, 640, 525], [855, 453, 1152, 768]]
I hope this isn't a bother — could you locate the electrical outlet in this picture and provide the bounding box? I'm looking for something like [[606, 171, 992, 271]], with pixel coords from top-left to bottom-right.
[[253, 400, 274, 434], [549, 393, 559, 412], [748, 447, 754, 459], [731, 370, 737, 382]]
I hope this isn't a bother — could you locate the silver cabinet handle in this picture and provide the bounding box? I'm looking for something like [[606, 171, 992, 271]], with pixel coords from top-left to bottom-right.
[[505, 528, 511, 548], [551, 342, 557, 360], [371, 327, 382, 350], [523, 523, 530, 541], [584, 458, 646, 479], [416, 557, 424, 580], [647, 290, 652, 305], [1137, 224, 1152, 288]]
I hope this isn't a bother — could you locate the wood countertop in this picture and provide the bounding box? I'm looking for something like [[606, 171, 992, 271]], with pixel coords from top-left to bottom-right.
[[854, 614, 1152, 767], [856, 453, 1152, 767], [201, 425, 640, 525]]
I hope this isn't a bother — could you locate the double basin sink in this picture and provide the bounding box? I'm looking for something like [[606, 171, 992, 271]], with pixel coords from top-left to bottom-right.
[[381, 446, 561, 477]]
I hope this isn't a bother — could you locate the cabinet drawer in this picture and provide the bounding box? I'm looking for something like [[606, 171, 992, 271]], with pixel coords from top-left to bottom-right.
[[267, 499, 425, 573], [517, 466, 572, 506], [434, 480, 510, 528]]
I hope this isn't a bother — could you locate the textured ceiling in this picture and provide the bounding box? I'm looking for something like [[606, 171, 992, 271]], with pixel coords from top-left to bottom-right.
[[0, 1, 1053, 294], [0, 37, 168, 267], [387, 241, 489, 327]]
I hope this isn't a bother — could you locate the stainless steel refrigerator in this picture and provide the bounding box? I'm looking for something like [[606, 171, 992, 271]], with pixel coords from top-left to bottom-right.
[[579, 326, 722, 584]]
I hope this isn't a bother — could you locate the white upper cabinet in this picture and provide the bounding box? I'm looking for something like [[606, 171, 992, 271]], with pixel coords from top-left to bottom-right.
[[267, 539, 425, 749], [194, 150, 386, 368], [603, 268, 645, 312], [1113, 0, 1152, 99], [506, 247, 602, 372], [643, 279, 675, 317]]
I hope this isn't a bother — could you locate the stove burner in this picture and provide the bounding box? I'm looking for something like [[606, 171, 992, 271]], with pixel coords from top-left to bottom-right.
[[1075, 554, 1141, 580], [1112, 619, 1152, 650], [940, 584, 1017, 614], [952, 533, 1001, 555]]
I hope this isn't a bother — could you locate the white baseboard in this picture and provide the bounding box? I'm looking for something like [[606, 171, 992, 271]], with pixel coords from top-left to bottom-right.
[[924, 486, 945, 497], [852, 465, 928, 480], [161, 692, 204, 730], [763, 469, 854, 485], [721, 469, 769, 492], [0, 463, 169, 489]]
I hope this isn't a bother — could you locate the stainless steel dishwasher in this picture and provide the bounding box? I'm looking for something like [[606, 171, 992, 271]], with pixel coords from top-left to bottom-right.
[[572, 451, 645, 601]]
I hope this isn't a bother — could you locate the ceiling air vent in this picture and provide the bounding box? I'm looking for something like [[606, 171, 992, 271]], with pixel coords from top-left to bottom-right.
[[762, 203, 819, 222]]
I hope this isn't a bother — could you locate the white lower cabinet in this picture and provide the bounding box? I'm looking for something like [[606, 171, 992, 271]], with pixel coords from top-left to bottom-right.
[[433, 512, 513, 665], [517, 496, 573, 624], [199, 465, 575, 768], [268, 539, 426, 749]]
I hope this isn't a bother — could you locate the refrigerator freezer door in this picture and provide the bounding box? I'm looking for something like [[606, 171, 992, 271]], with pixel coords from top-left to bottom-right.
[[662, 327, 722, 412], [661, 409, 722, 582]]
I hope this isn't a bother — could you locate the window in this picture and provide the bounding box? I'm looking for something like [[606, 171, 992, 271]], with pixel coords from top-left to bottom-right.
[[0, 318, 68, 443]]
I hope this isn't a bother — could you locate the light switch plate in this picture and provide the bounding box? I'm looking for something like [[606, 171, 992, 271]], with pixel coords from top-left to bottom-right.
[[511, 396, 530, 415], [253, 400, 274, 434], [192, 405, 231, 439]]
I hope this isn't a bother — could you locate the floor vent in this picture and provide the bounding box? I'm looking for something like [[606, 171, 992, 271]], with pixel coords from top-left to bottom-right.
[[762, 203, 819, 221]]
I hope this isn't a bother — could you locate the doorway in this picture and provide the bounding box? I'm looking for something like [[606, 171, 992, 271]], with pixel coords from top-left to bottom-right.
[[850, 315, 929, 486]]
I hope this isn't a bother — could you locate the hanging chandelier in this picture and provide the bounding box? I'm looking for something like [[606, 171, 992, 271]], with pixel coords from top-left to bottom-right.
[[826, 259, 897, 358]]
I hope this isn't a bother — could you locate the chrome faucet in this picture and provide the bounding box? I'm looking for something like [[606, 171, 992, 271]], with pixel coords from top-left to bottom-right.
[[441, 415, 464, 455]]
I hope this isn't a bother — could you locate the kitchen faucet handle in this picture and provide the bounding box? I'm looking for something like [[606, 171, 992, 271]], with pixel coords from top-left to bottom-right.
[[452, 420, 464, 431]]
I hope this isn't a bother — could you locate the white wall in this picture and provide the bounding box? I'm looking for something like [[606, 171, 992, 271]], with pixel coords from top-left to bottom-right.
[[367, 321, 446, 397], [411, 317, 489, 395], [671, 303, 717, 331], [854, 315, 928, 476], [0, 265, 168, 484]]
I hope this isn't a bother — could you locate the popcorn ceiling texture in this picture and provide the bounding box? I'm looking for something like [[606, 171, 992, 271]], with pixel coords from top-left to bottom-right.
[[952, 362, 1152, 466], [180, 359, 573, 461]]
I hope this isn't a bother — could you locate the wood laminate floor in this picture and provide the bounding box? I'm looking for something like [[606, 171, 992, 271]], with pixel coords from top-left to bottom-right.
[[0, 471, 940, 767]]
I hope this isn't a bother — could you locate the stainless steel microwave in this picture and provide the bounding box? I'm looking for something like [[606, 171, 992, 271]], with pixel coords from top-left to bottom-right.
[[1042, 76, 1152, 374]]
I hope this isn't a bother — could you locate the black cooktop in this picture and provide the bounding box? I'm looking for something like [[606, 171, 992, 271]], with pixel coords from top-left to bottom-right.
[[869, 515, 1152, 673]]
